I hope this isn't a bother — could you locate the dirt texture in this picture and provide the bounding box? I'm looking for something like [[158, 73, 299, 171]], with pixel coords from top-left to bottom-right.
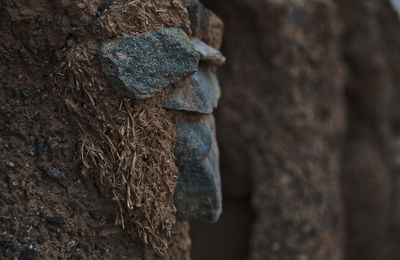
[[191, 1, 400, 260], [192, 0, 346, 260], [337, 1, 400, 260], [0, 0, 193, 259]]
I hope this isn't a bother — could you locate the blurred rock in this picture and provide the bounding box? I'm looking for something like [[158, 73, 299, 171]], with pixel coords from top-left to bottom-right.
[[174, 115, 222, 222], [191, 38, 225, 65], [164, 67, 220, 114], [187, 0, 213, 36]]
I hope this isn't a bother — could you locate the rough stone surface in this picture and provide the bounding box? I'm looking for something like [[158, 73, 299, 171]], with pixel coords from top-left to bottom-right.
[[164, 66, 220, 114], [187, 0, 213, 36], [191, 38, 225, 65], [99, 28, 200, 99], [174, 115, 222, 222], [187, 0, 224, 49]]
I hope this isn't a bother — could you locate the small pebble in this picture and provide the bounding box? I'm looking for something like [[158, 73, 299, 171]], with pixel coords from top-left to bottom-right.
[[34, 138, 46, 156], [37, 235, 45, 244], [46, 225, 57, 232], [54, 50, 63, 61], [66, 39, 76, 48], [19, 88, 34, 97], [46, 216, 65, 225], [65, 240, 75, 252], [155, 251, 164, 258], [56, 232, 63, 241], [6, 161, 14, 167], [94, 242, 105, 251], [43, 169, 60, 178], [271, 242, 280, 251], [50, 141, 59, 149], [33, 111, 41, 121]]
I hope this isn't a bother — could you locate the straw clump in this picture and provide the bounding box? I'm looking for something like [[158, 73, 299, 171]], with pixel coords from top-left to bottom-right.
[[51, 0, 191, 254]]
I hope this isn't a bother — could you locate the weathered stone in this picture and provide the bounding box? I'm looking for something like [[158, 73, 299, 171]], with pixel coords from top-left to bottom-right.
[[164, 67, 221, 114], [98, 28, 200, 99], [191, 38, 225, 65], [187, 0, 213, 36], [174, 115, 222, 222], [187, 0, 224, 49]]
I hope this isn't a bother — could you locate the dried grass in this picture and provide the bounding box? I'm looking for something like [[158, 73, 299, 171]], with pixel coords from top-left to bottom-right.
[[51, 40, 179, 255], [97, 0, 190, 38]]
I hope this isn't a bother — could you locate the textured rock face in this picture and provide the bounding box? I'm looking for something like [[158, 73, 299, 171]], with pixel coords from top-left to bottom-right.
[[98, 28, 200, 99], [187, 0, 213, 36], [174, 116, 222, 222], [164, 66, 221, 114], [191, 38, 226, 65]]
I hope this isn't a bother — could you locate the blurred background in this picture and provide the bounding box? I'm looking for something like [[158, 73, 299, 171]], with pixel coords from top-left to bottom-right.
[[190, 0, 400, 259]]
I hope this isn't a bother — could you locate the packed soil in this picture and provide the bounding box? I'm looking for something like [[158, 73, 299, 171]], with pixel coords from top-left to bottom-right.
[[0, 0, 192, 259], [191, 1, 400, 260], [192, 0, 345, 259]]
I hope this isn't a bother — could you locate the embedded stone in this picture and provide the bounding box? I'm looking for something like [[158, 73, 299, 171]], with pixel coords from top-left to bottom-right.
[[98, 28, 200, 99], [187, 0, 213, 36], [164, 67, 221, 114], [191, 38, 225, 65], [174, 115, 222, 222]]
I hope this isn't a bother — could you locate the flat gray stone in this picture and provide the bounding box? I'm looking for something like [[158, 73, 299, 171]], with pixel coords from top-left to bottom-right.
[[191, 38, 225, 65], [174, 115, 222, 222], [98, 28, 200, 99], [164, 67, 221, 114]]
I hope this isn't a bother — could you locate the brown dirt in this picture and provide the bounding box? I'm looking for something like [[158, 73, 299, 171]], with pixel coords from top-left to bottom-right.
[[337, 0, 400, 259], [191, 1, 400, 260], [192, 0, 346, 259], [0, 0, 192, 259]]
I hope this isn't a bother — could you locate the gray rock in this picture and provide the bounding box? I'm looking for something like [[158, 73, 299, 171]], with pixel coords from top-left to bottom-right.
[[99, 28, 200, 99], [34, 138, 46, 156], [43, 169, 60, 178], [65, 241, 75, 252], [191, 38, 225, 65], [164, 67, 221, 114], [174, 115, 222, 222], [187, 0, 213, 37]]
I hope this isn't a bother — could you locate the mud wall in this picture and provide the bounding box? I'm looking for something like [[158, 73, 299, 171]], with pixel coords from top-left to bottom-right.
[[191, 0, 400, 260], [192, 0, 346, 259]]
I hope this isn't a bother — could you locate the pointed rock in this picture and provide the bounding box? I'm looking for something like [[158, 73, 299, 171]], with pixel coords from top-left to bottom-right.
[[99, 28, 200, 99]]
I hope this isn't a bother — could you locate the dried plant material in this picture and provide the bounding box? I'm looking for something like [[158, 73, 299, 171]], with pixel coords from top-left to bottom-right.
[[97, 0, 191, 38], [50, 0, 191, 253]]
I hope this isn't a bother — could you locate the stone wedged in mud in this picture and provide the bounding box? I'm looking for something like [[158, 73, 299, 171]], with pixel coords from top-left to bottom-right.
[[98, 28, 200, 99], [164, 67, 221, 114], [174, 115, 222, 222], [187, 0, 213, 36], [191, 38, 226, 65]]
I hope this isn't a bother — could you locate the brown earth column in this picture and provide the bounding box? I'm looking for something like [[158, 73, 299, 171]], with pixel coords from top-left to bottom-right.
[[201, 0, 345, 259], [337, 1, 398, 260]]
